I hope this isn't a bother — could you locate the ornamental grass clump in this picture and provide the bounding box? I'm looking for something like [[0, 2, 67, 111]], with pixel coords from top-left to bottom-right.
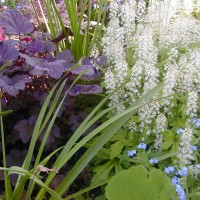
[[101, 0, 200, 198]]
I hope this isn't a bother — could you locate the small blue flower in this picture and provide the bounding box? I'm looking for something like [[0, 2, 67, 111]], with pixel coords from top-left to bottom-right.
[[178, 166, 188, 176], [176, 184, 187, 200], [176, 128, 183, 134], [171, 176, 180, 185], [190, 145, 197, 151], [196, 164, 200, 169], [137, 143, 147, 149], [128, 150, 137, 157], [196, 121, 200, 127], [164, 166, 175, 174], [149, 158, 158, 164], [190, 118, 200, 127]]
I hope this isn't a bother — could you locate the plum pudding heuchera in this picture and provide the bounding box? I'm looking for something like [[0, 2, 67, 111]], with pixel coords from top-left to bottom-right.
[[0, 9, 104, 172]]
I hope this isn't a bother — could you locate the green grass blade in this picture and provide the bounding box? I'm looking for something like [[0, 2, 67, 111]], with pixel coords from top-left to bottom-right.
[[37, 82, 163, 199], [29, 0, 46, 40], [0, 166, 62, 200], [89, 0, 108, 53], [13, 79, 63, 198], [45, 0, 56, 37], [25, 79, 67, 199], [38, 0, 51, 33], [0, 96, 13, 200], [0, 110, 13, 116], [54, 83, 163, 196]]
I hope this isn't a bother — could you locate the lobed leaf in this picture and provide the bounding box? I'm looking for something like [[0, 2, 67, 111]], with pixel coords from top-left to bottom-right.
[[0, 9, 34, 34], [105, 165, 176, 200]]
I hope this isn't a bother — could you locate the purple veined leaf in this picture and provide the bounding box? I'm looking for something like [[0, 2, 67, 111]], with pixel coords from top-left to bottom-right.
[[83, 55, 107, 67], [68, 84, 103, 96], [45, 54, 55, 62], [42, 40, 57, 53], [20, 53, 66, 79], [94, 55, 107, 67], [71, 65, 95, 76], [0, 40, 19, 66], [81, 71, 101, 81], [26, 39, 45, 54], [34, 32, 51, 40], [82, 57, 92, 65], [14, 115, 36, 143], [0, 74, 32, 96], [56, 49, 74, 63], [20, 53, 45, 66], [26, 39, 57, 53], [29, 59, 66, 79], [0, 9, 34, 34]]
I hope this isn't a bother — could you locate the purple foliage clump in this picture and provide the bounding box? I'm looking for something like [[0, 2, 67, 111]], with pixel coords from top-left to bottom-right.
[[14, 115, 36, 143], [0, 74, 32, 96]]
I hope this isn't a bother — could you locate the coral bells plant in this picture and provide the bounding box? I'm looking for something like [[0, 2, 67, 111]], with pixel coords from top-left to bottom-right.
[[96, 0, 200, 199]]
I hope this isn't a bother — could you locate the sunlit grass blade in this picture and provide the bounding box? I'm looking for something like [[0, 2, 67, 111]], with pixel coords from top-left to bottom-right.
[[29, 0, 46, 40], [0, 166, 62, 200], [45, 0, 56, 37], [0, 110, 13, 116], [0, 60, 12, 71], [88, 0, 108, 53]]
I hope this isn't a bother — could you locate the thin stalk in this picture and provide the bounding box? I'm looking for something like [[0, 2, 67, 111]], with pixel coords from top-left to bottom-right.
[[0, 92, 13, 200], [38, 0, 51, 33], [29, 0, 46, 40], [45, 0, 56, 38]]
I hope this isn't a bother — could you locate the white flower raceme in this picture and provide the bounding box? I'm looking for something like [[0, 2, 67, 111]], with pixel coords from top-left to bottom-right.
[[103, 0, 200, 156], [102, 0, 128, 113], [154, 134, 163, 150], [120, 0, 136, 46], [179, 126, 194, 164], [186, 91, 198, 118], [162, 59, 179, 108], [178, 50, 200, 92], [154, 113, 167, 134]]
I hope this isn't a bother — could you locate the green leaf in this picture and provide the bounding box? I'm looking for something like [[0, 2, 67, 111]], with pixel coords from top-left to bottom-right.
[[0, 166, 62, 200], [189, 192, 200, 200], [91, 161, 114, 185], [110, 140, 124, 159], [105, 165, 175, 200], [0, 110, 13, 116]]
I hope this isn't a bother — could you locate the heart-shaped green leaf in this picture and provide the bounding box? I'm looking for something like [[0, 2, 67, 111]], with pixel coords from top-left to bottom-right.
[[106, 165, 175, 200]]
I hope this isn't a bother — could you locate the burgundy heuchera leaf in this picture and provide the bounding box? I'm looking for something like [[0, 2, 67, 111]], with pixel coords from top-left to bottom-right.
[[0, 9, 34, 34], [0, 40, 19, 65], [0, 74, 32, 96], [14, 115, 36, 143], [29, 60, 66, 79], [25, 40, 56, 53]]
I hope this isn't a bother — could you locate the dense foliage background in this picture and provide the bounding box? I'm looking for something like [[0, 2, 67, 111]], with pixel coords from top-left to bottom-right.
[[1, 1, 200, 200]]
